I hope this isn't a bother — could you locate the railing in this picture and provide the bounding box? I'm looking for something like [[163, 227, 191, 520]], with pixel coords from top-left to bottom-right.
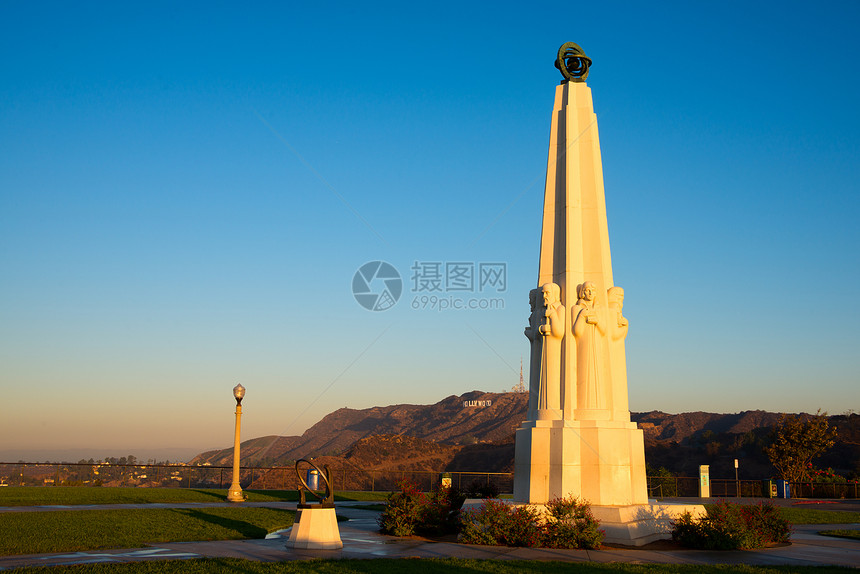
[[645, 476, 860, 499], [789, 481, 860, 499], [0, 462, 513, 494], [2, 462, 857, 499]]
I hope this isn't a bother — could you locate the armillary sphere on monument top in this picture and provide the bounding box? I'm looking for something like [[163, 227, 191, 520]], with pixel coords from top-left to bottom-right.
[[555, 42, 592, 82]]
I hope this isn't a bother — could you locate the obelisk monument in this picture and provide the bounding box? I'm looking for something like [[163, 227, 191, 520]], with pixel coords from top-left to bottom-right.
[[515, 43, 648, 508], [514, 44, 704, 545]]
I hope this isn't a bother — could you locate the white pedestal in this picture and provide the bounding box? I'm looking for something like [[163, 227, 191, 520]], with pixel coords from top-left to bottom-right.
[[591, 502, 706, 546], [286, 506, 343, 550], [514, 418, 649, 507]]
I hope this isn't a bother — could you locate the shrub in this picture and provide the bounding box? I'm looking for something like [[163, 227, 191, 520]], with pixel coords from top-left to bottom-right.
[[378, 481, 468, 537], [671, 511, 706, 547], [378, 480, 426, 536], [807, 464, 848, 483], [740, 502, 791, 545], [541, 495, 604, 549], [459, 499, 543, 546], [672, 500, 791, 550], [417, 485, 466, 536], [646, 463, 678, 497], [459, 496, 604, 549]]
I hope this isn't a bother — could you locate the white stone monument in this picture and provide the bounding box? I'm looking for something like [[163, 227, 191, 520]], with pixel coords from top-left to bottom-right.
[[513, 43, 703, 545]]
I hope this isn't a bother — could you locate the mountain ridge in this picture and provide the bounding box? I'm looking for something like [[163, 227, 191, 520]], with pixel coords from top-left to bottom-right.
[[189, 392, 859, 480]]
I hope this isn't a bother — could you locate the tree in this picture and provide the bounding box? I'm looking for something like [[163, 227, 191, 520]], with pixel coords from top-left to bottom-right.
[[764, 410, 837, 482]]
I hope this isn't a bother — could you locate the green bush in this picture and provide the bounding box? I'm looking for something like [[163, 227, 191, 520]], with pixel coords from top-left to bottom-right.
[[672, 501, 791, 550], [741, 501, 791, 544], [381, 486, 606, 550], [459, 496, 604, 549], [459, 499, 543, 546], [417, 484, 466, 536], [541, 495, 604, 549], [807, 464, 849, 483], [378, 481, 466, 537], [646, 463, 678, 497], [377, 480, 426, 536]]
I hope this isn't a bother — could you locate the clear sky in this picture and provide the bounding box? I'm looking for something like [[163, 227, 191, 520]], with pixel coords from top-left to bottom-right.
[[2, 1, 858, 462]]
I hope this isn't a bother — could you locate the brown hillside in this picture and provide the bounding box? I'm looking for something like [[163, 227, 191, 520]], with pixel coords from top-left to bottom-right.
[[189, 391, 526, 466], [344, 435, 460, 470]]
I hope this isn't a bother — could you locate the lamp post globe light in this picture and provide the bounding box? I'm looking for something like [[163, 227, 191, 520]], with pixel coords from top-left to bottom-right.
[[227, 384, 246, 502]]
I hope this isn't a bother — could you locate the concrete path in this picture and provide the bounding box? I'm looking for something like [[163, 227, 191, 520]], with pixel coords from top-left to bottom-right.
[[0, 500, 858, 570]]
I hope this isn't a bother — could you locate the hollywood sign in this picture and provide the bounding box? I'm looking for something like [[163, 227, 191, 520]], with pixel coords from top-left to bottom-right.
[[463, 400, 492, 408]]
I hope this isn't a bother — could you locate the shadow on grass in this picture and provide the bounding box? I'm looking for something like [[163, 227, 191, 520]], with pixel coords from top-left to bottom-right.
[[168, 509, 269, 538], [819, 529, 860, 540], [188, 489, 231, 501], [244, 490, 300, 502]]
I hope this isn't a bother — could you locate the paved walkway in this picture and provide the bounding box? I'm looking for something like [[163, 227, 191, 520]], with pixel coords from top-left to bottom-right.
[[0, 500, 858, 569]]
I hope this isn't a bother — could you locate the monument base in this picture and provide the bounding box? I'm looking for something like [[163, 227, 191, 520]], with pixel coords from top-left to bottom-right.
[[462, 499, 705, 547], [513, 418, 648, 506], [285, 506, 343, 550], [591, 502, 705, 546]]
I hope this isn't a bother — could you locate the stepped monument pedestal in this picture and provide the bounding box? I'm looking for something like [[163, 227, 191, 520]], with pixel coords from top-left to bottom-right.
[[512, 43, 703, 546]]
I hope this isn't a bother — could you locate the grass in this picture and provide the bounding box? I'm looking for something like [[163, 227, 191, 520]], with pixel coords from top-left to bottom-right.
[[819, 529, 860, 540], [0, 487, 388, 506], [0, 507, 294, 555], [699, 503, 860, 525], [2, 558, 856, 574], [774, 507, 860, 524]]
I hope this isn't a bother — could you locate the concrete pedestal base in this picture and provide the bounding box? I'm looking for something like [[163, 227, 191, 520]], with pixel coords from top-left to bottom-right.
[[514, 419, 648, 506], [285, 506, 343, 550], [591, 502, 706, 546]]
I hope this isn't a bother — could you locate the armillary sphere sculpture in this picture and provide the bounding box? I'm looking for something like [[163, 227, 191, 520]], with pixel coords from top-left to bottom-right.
[[295, 458, 334, 508], [555, 42, 592, 82]]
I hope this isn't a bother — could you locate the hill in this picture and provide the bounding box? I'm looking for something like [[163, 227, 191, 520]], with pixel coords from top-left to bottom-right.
[[191, 390, 521, 467], [190, 392, 859, 479]]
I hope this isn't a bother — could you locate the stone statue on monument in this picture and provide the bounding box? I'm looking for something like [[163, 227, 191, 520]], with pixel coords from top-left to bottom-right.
[[607, 286, 630, 417], [572, 281, 606, 410], [524, 288, 542, 419], [607, 286, 628, 338], [537, 282, 564, 418]]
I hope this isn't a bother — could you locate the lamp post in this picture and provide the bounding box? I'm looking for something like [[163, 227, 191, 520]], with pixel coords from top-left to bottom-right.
[[734, 458, 740, 498], [227, 384, 246, 502]]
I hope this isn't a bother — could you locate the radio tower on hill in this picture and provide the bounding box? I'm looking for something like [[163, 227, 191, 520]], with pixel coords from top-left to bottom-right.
[[512, 358, 527, 393]]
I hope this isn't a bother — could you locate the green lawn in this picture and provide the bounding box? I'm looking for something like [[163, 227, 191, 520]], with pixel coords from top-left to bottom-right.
[[2, 558, 855, 574], [0, 487, 387, 506], [698, 503, 860, 525], [0, 507, 294, 555], [774, 507, 860, 525], [819, 529, 860, 540]]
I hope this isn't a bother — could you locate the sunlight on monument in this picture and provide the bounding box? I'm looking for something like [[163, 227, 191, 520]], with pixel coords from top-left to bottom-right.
[[513, 43, 704, 545]]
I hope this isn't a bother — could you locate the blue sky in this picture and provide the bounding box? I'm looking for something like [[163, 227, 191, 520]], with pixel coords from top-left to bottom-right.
[[2, 1, 858, 461]]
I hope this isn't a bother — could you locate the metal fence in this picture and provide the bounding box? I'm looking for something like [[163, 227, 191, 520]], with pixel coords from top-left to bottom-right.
[[0, 462, 513, 493], [1, 462, 857, 499], [789, 481, 860, 499], [646, 476, 860, 499]]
